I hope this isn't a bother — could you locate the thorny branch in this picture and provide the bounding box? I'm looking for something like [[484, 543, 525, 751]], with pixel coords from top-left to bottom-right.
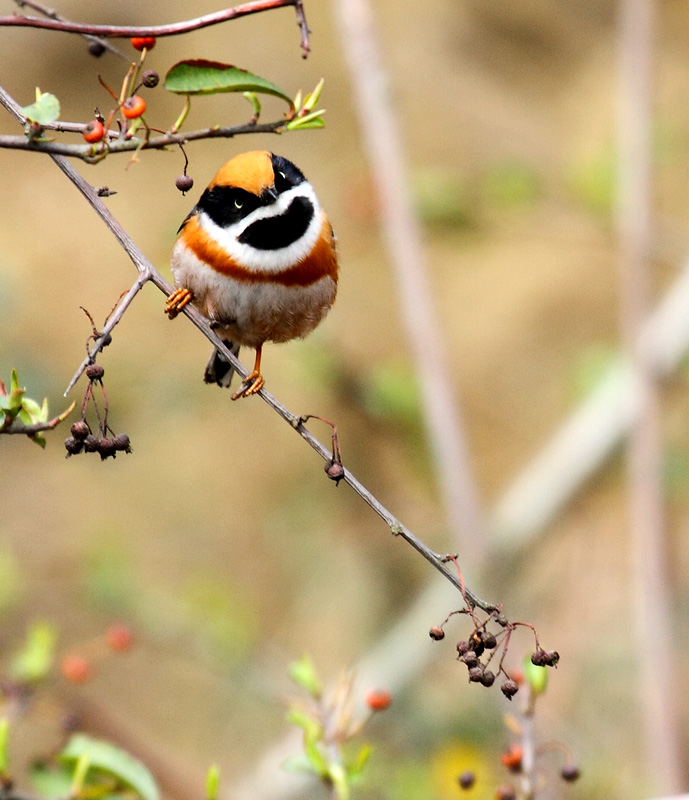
[[0, 0, 311, 57]]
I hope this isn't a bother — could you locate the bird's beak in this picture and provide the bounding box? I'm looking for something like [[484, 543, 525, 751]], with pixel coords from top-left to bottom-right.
[[262, 186, 278, 203]]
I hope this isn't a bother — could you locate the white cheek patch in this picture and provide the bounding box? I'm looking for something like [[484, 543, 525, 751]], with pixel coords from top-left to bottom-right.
[[197, 183, 323, 275]]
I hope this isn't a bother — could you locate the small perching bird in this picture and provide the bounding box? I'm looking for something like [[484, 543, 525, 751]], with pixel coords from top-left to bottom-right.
[[165, 151, 338, 399]]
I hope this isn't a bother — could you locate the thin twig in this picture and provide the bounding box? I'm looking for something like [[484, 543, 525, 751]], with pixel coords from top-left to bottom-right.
[[0, 403, 75, 436], [46, 147, 497, 613], [12, 0, 127, 60], [0, 0, 311, 57], [0, 121, 286, 161]]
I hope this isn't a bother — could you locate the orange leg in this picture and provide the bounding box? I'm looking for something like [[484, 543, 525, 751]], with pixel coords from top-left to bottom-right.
[[231, 344, 265, 400], [165, 288, 193, 319]]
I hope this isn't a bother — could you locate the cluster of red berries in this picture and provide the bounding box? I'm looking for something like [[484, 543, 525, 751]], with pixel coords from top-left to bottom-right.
[[61, 624, 134, 685], [82, 36, 160, 146]]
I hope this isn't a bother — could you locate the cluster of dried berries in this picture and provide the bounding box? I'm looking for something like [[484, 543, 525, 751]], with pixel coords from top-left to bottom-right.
[[64, 363, 131, 461], [429, 610, 559, 702]]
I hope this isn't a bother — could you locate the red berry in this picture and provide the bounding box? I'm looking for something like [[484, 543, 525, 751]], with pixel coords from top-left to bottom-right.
[[83, 120, 105, 144], [122, 95, 146, 120], [365, 689, 392, 712], [61, 655, 93, 684], [500, 744, 523, 772], [105, 624, 134, 652], [131, 36, 156, 51]]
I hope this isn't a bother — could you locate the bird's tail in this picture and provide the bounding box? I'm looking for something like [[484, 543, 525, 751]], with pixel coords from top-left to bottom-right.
[[204, 340, 241, 388]]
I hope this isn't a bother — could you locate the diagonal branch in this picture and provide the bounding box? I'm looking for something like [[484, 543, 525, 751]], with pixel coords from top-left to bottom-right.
[[47, 146, 497, 614]]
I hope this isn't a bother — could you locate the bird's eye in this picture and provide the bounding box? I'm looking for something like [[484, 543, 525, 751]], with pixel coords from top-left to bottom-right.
[[234, 199, 243, 209]]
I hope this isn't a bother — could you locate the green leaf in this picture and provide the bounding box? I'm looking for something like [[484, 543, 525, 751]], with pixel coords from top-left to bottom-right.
[[0, 719, 9, 774], [205, 764, 220, 800], [242, 92, 261, 119], [29, 762, 74, 797], [288, 654, 322, 698], [164, 61, 293, 108], [347, 743, 372, 782], [60, 735, 160, 800], [10, 621, 57, 683], [21, 90, 60, 125], [285, 110, 325, 131], [328, 762, 350, 800]]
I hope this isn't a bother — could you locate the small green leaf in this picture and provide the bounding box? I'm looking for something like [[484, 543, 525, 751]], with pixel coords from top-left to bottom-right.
[[60, 735, 160, 800], [21, 90, 60, 125], [523, 655, 548, 696], [10, 622, 57, 683], [164, 61, 293, 108], [242, 92, 262, 119], [347, 743, 372, 782], [328, 762, 350, 800], [205, 764, 220, 800], [285, 110, 325, 131], [29, 762, 74, 797], [302, 78, 324, 113], [0, 719, 10, 774], [288, 655, 322, 698]]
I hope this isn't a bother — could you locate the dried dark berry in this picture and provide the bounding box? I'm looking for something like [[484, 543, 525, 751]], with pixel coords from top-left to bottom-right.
[[83, 435, 100, 453], [531, 649, 547, 667], [99, 332, 113, 347], [481, 631, 497, 649], [456, 640, 471, 656], [468, 666, 483, 683], [88, 40, 106, 57], [85, 363, 104, 381], [495, 785, 516, 800], [324, 459, 345, 485], [561, 765, 580, 782], [480, 669, 495, 687], [458, 771, 475, 790], [469, 634, 484, 657], [429, 626, 445, 641], [97, 437, 117, 460], [501, 680, 519, 700], [113, 433, 131, 452], [542, 650, 560, 667], [142, 69, 160, 88], [64, 436, 83, 456], [175, 174, 194, 194], [460, 650, 479, 668], [70, 420, 90, 440]]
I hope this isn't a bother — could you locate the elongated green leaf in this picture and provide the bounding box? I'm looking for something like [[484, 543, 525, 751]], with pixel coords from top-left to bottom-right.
[[288, 654, 322, 698], [21, 90, 60, 125], [60, 735, 159, 800], [10, 622, 56, 683], [165, 60, 293, 108]]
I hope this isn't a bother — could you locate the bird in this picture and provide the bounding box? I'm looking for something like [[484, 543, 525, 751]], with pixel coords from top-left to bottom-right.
[[165, 151, 338, 399]]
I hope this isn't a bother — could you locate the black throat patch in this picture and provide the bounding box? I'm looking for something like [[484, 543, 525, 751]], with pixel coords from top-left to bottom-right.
[[238, 195, 314, 251]]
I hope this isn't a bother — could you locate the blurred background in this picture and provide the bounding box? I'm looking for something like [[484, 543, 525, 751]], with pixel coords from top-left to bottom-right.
[[1, 0, 689, 798]]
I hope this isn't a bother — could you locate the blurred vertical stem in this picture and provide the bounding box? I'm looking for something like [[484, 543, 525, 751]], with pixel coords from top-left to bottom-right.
[[332, 0, 485, 569], [617, 0, 683, 791]]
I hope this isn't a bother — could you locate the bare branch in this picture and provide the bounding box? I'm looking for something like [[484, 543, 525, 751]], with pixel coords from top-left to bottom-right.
[[0, 0, 311, 57], [48, 150, 497, 614], [1, 402, 75, 436], [0, 121, 286, 161]]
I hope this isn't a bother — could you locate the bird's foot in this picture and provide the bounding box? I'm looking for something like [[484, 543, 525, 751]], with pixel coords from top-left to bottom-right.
[[165, 288, 193, 319], [231, 371, 265, 400]]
